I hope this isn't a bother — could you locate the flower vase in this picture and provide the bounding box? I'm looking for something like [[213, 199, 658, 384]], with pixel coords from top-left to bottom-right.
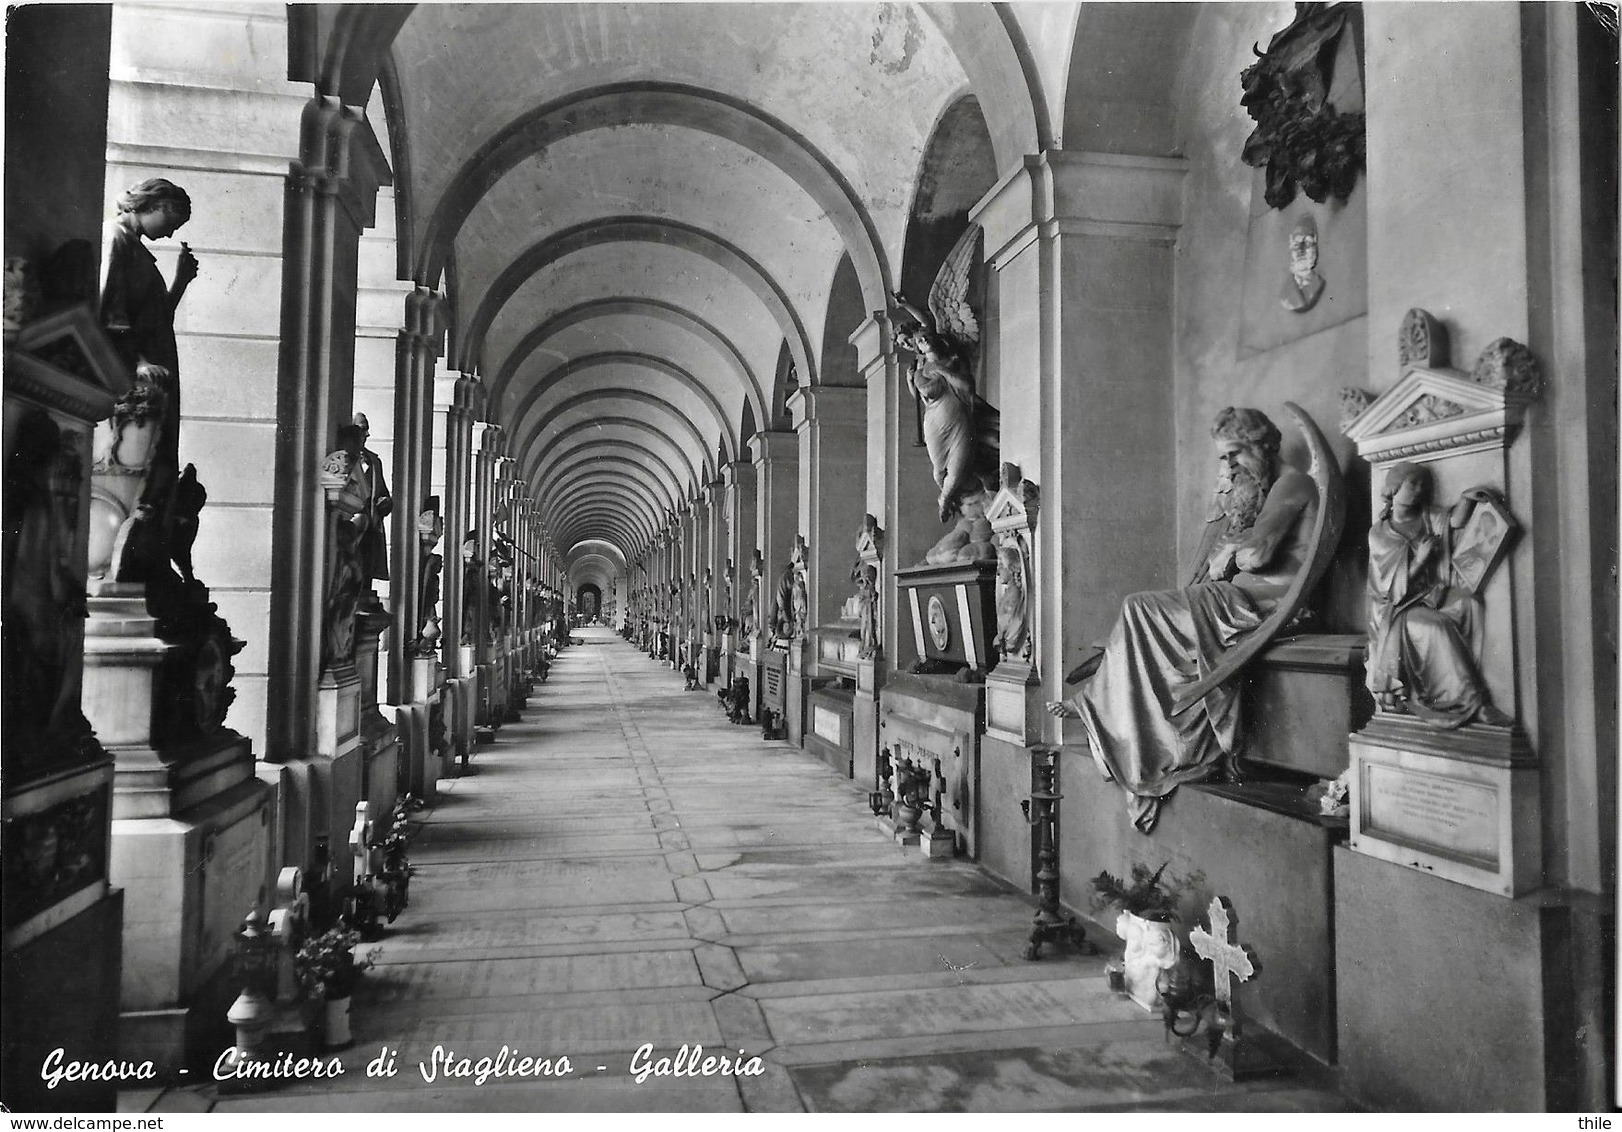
[[323, 995, 353, 1049], [1116, 911, 1180, 1012]]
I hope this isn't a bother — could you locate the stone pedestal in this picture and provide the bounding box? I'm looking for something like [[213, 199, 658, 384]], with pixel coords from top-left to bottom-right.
[[806, 683, 855, 777], [785, 638, 808, 748], [313, 660, 364, 881], [852, 657, 884, 794], [81, 580, 273, 1070], [879, 673, 981, 858], [1242, 635, 1368, 779], [1349, 715, 1540, 897], [759, 645, 788, 740], [896, 560, 997, 674]]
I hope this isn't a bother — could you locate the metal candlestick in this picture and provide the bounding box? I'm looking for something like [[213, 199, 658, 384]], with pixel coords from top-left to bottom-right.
[[1021, 745, 1091, 960]]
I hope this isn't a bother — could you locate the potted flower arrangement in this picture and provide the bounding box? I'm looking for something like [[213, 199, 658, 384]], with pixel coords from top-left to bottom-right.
[[294, 926, 376, 1049], [1091, 862, 1201, 1013]]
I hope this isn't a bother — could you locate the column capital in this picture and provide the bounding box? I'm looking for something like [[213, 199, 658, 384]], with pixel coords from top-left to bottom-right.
[[973, 150, 1190, 265], [788, 384, 866, 430], [454, 372, 486, 413], [748, 429, 797, 463], [722, 459, 756, 486]]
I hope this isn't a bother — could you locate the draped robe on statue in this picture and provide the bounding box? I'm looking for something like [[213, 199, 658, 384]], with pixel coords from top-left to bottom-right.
[[1071, 468, 1317, 833], [1364, 506, 1485, 727], [100, 222, 181, 507]]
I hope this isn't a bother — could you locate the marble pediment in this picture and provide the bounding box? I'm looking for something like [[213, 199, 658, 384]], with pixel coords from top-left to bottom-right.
[[1344, 365, 1532, 465], [1344, 310, 1541, 464], [985, 462, 1039, 536], [9, 304, 130, 422]]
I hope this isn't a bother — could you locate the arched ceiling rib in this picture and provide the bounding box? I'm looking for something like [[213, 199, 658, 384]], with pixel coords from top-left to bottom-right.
[[491, 301, 765, 430], [507, 357, 737, 464], [465, 216, 815, 390], [544, 456, 678, 518]]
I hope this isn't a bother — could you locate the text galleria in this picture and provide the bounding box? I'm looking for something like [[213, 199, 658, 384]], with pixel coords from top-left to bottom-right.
[[630, 1043, 764, 1084]]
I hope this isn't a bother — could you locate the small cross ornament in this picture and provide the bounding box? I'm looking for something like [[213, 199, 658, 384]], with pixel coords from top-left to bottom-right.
[[1189, 896, 1255, 1011]]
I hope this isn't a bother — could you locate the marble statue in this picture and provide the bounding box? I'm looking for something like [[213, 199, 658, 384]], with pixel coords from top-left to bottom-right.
[[720, 558, 734, 633], [744, 549, 762, 638], [789, 536, 810, 640], [99, 178, 198, 515], [351, 413, 393, 581], [3, 410, 86, 743], [992, 542, 1027, 660], [1047, 406, 1342, 833], [853, 560, 878, 659], [772, 555, 796, 643], [701, 567, 713, 635], [889, 225, 1000, 554], [414, 499, 443, 654], [1279, 215, 1325, 313], [322, 426, 368, 665], [460, 531, 481, 646], [1365, 462, 1512, 728]]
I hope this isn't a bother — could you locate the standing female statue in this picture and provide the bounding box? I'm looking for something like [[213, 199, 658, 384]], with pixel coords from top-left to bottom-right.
[[1366, 462, 1511, 728], [100, 178, 199, 512]]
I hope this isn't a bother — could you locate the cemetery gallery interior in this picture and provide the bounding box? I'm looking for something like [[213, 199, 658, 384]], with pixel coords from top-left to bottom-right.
[[1, 0, 1615, 1114]]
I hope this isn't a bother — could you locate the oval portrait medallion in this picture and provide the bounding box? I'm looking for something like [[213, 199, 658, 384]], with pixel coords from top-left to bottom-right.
[[926, 594, 951, 651]]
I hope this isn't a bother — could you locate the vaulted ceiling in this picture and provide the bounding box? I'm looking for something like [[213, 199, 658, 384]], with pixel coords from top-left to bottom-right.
[[360, 2, 1050, 571]]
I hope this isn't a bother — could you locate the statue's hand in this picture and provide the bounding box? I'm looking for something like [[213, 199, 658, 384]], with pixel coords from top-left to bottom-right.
[[1044, 700, 1079, 719], [135, 361, 171, 384], [174, 244, 199, 287]]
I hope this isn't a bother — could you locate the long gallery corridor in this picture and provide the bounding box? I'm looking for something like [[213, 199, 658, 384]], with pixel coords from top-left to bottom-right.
[[183, 629, 1352, 1114]]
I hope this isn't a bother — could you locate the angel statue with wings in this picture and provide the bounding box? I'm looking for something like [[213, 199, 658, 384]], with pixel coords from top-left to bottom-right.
[[890, 225, 1000, 536]]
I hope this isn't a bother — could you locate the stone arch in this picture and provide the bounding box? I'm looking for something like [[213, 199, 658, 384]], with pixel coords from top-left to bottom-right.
[[488, 298, 765, 428], [545, 481, 663, 545], [512, 387, 723, 478], [504, 355, 737, 465], [416, 83, 890, 313], [525, 416, 704, 489], [543, 456, 677, 520], [530, 437, 688, 513], [461, 216, 814, 389]]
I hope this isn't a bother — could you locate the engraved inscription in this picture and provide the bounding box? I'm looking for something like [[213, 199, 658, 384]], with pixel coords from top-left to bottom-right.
[[1363, 763, 1499, 868]]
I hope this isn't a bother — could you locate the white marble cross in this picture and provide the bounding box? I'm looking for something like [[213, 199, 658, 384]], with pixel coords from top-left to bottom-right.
[[1189, 896, 1255, 1010]]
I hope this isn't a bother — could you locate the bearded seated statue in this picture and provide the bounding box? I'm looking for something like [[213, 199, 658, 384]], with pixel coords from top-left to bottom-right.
[[1048, 405, 1343, 834]]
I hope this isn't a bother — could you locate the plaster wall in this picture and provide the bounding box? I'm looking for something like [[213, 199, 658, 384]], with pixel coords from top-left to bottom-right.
[[1170, 2, 1369, 634]]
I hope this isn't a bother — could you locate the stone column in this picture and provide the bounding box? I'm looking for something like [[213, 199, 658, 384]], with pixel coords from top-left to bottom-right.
[[703, 476, 726, 684], [853, 315, 894, 790], [441, 374, 481, 765], [722, 459, 757, 677], [383, 289, 443, 704], [751, 430, 800, 641], [787, 385, 867, 642]]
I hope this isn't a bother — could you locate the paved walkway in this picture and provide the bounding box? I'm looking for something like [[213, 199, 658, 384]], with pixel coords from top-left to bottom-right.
[[175, 629, 1350, 1112]]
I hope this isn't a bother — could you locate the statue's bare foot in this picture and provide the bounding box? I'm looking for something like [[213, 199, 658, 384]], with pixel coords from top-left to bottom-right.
[[1476, 703, 1514, 727]]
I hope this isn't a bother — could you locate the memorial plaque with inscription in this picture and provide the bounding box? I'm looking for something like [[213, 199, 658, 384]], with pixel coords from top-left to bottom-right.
[[761, 650, 787, 714], [1348, 731, 1539, 897]]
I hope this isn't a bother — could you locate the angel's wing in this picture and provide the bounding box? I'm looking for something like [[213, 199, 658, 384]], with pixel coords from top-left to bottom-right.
[[928, 223, 981, 353], [1168, 402, 1347, 716]]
